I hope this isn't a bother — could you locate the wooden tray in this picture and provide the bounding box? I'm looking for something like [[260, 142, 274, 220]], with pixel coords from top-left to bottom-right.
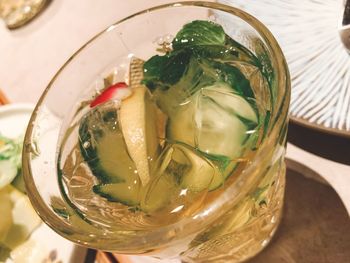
[[90, 169, 350, 263]]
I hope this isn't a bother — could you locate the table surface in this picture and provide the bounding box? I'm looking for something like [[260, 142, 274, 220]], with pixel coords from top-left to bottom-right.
[[0, 1, 349, 261], [0, 0, 200, 103], [90, 168, 350, 263]]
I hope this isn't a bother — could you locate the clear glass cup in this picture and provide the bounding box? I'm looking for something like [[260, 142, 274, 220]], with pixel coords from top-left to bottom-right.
[[22, 2, 290, 262]]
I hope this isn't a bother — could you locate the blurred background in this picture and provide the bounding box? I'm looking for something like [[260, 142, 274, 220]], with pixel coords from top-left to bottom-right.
[[0, 0, 200, 103]]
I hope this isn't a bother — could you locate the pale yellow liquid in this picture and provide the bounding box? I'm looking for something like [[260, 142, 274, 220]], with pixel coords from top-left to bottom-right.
[[181, 155, 285, 262], [57, 125, 285, 262], [56, 54, 286, 262]]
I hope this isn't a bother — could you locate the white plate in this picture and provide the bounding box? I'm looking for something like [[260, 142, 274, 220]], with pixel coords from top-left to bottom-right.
[[0, 103, 34, 138], [0, 104, 87, 263], [219, 0, 350, 137]]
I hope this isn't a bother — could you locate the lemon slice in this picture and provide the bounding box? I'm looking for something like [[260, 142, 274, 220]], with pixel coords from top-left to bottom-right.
[[120, 87, 160, 186], [119, 58, 159, 186]]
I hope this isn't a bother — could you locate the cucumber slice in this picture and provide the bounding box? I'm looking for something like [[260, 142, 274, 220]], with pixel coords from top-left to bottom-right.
[[140, 147, 178, 213], [93, 182, 139, 206], [172, 145, 239, 191], [140, 174, 176, 213], [94, 132, 138, 184], [167, 83, 257, 190], [79, 85, 163, 206], [79, 107, 141, 205], [201, 84, 257, 123], [0, 160, 17, 190], [140, 143, 230, 213], [79, 109, 137, 184], [171, 144, 220, 192], [168, 82, 258, 159]]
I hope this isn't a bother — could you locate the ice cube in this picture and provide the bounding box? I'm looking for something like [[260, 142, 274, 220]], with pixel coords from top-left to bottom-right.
[[141, 143, 217, 222]]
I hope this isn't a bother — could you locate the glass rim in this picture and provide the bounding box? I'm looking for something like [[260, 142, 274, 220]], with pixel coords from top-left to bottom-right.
[[22, 1, 290, 250]]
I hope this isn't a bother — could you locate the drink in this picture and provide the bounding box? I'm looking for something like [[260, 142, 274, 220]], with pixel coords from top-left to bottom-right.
[[56, 20, 287, 262], [22, 3, 290, 263]]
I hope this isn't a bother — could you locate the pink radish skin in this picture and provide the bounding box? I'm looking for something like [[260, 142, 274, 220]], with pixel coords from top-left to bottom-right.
[[90, 82, 131, 108]]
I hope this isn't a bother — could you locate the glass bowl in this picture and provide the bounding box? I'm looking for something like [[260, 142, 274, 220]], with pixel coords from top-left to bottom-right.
[[22, 2, 290, 262]]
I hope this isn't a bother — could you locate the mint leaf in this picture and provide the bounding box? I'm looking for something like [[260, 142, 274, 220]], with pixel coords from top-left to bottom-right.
[[143, 49, 192, 91], [172, 20, 259, 66], [172, 20, 225, 50], [143, 20, 259, 113], [225, 37, 260, 66], [142, 55, 168, 91], [208, 60, 254, 99], [151, 55, 255, 115]]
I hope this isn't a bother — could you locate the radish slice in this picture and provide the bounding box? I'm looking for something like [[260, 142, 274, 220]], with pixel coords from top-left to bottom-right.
[[90, 82, 131, 108]]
